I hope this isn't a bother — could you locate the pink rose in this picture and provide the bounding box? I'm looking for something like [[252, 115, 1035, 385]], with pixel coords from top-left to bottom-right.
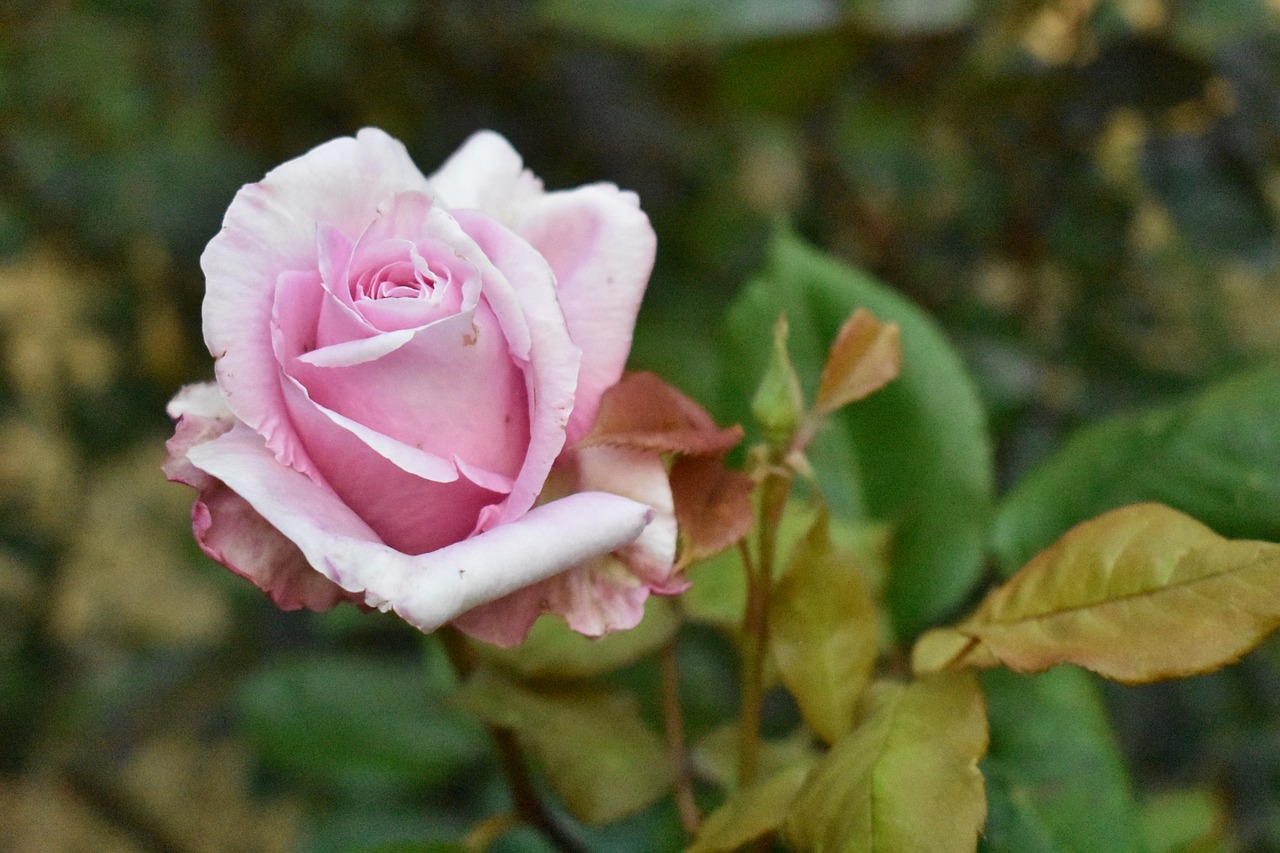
[[164, 128, 682, 646]]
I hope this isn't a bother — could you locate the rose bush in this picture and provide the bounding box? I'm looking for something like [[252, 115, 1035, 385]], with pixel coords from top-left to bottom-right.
[[164, 128, 688, 646]]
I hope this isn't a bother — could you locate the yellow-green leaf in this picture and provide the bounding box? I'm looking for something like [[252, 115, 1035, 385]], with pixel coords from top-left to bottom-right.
[[814, 307, 901, 417], [913, 503, 1280, 684], [477, 596, 680, 680], [691, 724, 817, 792], [683, 501, 889, 633], [769, 508, 878, 744], [452, 671, 673, 824], [1140, 788, 1232, 853], [783, 671, 988, 853], [687, 761, 814, 853]]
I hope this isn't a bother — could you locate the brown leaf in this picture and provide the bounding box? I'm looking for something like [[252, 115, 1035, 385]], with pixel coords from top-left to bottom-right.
[[576, 372, 743, 456], [814, 308, 901, 417], [912, 503, 1280, 684], [671, 454, 755, 569]]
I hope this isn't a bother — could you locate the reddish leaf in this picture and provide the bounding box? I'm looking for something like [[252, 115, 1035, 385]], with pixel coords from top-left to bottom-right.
[[814, 308, 901, 417], [576, 372, 743, 456], [671, 454, 755, 569]]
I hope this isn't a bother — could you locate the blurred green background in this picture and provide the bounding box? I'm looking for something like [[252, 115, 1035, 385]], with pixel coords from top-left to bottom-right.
[[6, 0, 1280, 850]]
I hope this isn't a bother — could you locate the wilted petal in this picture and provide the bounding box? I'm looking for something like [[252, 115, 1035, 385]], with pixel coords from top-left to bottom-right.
[[577, 371, 744, 456], [573, 445, 678, 591]]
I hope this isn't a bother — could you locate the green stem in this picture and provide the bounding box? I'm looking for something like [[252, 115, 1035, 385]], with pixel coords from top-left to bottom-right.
[[738, 468, 791, 788], [660, 639, 701, 838], [438, 628, 588, 853]]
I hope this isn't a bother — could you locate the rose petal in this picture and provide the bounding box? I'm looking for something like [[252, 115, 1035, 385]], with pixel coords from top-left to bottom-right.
[[455, 554, 653, 646], [454, 444, 680, 645], [451, 210, 582, 530], [290, 306, 530, 483], [184, 424, 655, 636], [277, 372, 499, 554], [203, 129, 430, 469], [572, 445, 678, 591], [164, 383, 350, 611], [426, 130, 545, 223], [190, 481, 352, 611], [515, 184, 656, 443]]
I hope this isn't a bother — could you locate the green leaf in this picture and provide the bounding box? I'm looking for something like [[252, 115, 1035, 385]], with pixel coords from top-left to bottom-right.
[[687, 761, 813, 853], [691, 723, 817, 791], [993, 363, 1280, 574], [452, 671, 673, 825], [723, 230, 993, 638], [916, 503, 1280, 684], [979, 667, 1147, 853], [535, 0, 841, 50], [682, 501, 890, 632], [769, 508, 878, 744], [476, 596, 680, 681], [783, 672, 988, 853], [237, 654, 486, 799]]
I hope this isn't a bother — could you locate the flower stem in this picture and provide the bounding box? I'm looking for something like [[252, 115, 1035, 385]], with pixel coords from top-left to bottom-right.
[[438, 627, 588, 853], [660, 638, 701, 838], [739, 467, 791, 788]]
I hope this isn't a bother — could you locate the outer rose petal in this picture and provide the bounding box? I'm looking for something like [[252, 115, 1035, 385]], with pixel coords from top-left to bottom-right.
[[428, 132, 656, 445], [574, 445, 680, 593], [516, 185, 656, 443], [163, 383, 351, 610], [455, 444, 680, 642], [451, 210, 582, 530], [426, 131, 545, 224], [202, 129, 431, 473], [184, 424, 655, 639]]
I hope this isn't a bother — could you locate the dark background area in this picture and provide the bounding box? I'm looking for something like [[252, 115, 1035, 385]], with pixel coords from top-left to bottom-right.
[[4, 0, 1280, 850]]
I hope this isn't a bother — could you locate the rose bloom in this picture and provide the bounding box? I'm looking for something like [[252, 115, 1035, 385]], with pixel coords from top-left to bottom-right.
[[165, 128, 684, 646]]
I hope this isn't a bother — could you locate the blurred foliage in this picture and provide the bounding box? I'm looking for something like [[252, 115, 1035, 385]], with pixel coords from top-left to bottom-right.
[[7, 0, 1280, 850]]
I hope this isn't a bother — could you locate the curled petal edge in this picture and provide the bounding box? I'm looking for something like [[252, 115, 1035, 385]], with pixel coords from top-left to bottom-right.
[[183, 424, 655, 636]]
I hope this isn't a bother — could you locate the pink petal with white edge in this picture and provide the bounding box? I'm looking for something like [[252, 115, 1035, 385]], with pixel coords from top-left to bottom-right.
[[451, 210, 582, 530], [276, 372, 497, 554], [426, 131, 545, 224], [184, 424, 655, 639], [452, 553, 651, 646], [292, 306, 530, 485], [202, 129, 430, 469], [453, 444, 679, 643], [516, 184, 656, 443], [164, 383, 351, 611], [573, 445, 679, 591], [428, 132, 657, 446]]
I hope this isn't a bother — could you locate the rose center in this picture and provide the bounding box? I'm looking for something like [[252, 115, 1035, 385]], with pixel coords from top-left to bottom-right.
[[352, 246, 452, 305]]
